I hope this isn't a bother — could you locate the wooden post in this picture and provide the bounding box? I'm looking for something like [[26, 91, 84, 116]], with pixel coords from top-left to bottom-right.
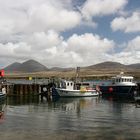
[[20, 85, 23, 95]]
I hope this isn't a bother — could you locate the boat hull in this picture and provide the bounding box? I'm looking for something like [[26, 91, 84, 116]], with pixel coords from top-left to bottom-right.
[[100, 85, 137, 98], [55, 88, 99, 97], [0, 93, 6, 99]]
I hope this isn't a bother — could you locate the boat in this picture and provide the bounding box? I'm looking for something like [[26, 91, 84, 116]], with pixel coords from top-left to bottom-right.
[[55, 80, 100, 97], [99, 72, 137, 98], [0, 87, 6, 99]]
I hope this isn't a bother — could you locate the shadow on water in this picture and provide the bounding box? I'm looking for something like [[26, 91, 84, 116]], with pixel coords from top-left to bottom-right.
[[102, 94, 135, 103], [6, 95, 40, 105]]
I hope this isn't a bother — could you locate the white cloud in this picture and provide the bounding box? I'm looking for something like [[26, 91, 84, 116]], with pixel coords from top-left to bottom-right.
[[81, 0, 128, 20], [28, 30, 63, 50], [126, 36, 140, 51], [41, 33, 115, 68], [0, 0, 139, 68], [112, 51, 140, 64], [0, 32, 116, 68], [111, 36, 140, 64], [111, 11, 140, 33], [66, 33, 114, 54], [0, 32, 139, 68], [26, 3, 81, 32], [0, 0, 81, 40]]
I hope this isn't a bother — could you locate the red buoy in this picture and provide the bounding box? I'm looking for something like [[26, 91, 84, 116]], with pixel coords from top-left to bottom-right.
[[109, 87, 113, 92]]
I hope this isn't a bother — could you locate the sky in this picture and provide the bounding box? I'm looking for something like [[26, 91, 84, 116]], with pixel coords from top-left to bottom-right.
[[0, 0, 140, 68]]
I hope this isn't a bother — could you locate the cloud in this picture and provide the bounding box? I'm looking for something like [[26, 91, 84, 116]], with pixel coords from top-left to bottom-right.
[[42, 33, 115, 67], [27, 30, 63, 50], [26, 3, 81, 32], [111, 11, 140, 33], [0, 32, 116, 68], [66, 33, 114, 54], [112, 51, 140, 64], [0, 0, 139, 68], [125, 36, 140, 52], [81, 0, 128, 20], [111, 36, 140, 64], [0, 32, 139, 68], [0, 0, 81, 41]]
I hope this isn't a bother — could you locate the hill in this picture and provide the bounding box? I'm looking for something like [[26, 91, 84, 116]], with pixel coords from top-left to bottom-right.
[[50, 67, 74, 72], [4, 59, 48, 73], [127, 63, 140, 69], [4, 62, 21, 72], [3, 60, 140, 74], [86, 61, 126, 70]]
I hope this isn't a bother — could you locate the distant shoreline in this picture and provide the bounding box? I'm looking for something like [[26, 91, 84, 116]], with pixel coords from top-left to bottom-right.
[[4, 69, 140, 80]]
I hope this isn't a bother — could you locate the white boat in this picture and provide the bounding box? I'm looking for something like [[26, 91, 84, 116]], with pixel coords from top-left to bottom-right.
[[0, 87, 6, 99], [55, 80, 100, 97]]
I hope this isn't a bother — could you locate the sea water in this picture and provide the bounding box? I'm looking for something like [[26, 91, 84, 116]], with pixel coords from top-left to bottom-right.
[[0, 96, 140, 140]]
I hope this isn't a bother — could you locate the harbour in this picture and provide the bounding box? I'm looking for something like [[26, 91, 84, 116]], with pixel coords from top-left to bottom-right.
[[2, 75, 140, 99], [0, 54, 140, 140], [0, 0, 140, 139], [0, 74, 140, 140], [0, 95, 140, 140]]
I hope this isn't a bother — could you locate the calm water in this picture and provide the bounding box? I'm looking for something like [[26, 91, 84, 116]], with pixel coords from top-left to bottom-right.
[[0, 96, 140, 140]]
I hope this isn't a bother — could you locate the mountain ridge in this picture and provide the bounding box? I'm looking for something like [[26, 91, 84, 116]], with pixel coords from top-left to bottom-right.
[[4, 59, 48, 73], [3, 60, 140, 73]]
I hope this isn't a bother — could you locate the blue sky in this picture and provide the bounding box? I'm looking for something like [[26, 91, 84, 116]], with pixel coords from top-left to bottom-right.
[[0, 0, 140, 68]]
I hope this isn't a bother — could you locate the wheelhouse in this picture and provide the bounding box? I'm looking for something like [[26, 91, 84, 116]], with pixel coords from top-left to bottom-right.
[[112, 75, 136, 86]]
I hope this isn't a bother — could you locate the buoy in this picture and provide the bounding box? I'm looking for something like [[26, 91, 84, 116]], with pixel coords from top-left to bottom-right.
[[109, 87, 113, 92]]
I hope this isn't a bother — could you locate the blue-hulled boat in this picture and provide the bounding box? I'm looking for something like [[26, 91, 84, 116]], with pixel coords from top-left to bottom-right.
[[99, 72, 137, 98]]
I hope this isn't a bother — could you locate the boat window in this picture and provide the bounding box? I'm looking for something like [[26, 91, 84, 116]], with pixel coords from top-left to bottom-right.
[[71, 83, 73, 86], [112, 79, 115, 83], [82, 83, 89, 86], [67, 83, 69, 86], [118, 79, 121, 82]]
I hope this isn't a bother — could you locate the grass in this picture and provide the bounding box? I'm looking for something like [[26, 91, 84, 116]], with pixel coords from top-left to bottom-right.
[[4, 69, 140, 80]]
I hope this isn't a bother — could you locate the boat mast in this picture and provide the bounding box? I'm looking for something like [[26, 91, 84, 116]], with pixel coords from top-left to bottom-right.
[[75, 67, 80, 83]]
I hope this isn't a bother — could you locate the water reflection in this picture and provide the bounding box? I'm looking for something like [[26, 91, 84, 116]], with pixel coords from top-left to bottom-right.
[[0, 96, 140, 140], [56, 97, 99, 113], [6, 95, 40, 105], [0, 99, 6, 123]]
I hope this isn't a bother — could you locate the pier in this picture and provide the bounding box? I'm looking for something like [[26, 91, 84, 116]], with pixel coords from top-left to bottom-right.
[[1, 76, 140, 101], [4, 78, 53, 96]]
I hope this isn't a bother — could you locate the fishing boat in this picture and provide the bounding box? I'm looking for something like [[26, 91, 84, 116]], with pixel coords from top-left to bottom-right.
[[99, 72, 137, 98], [55, 80, 100, 97]]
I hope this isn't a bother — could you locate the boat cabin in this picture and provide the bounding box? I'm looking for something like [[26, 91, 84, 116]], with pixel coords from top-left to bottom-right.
[[59, 80, 92, 90], [59, 80, 74, 90], [112, 75, 136, 86]]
